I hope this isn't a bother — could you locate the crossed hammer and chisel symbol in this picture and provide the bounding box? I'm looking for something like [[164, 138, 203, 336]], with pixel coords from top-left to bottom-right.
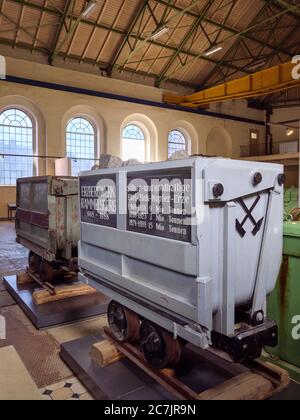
[[236, 195, 264, 238]]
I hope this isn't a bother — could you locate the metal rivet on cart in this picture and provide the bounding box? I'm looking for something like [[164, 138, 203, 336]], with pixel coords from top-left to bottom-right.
[[253, 172, 263, 186], [213, 183, 224, 198], [277, 174, 285, 186]]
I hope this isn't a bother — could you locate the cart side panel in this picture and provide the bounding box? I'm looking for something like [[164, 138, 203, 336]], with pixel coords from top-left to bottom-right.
[[16, 176, 79, 262], [16, 177, 57, 261]]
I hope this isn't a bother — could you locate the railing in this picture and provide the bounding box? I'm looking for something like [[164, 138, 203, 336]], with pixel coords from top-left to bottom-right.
[[240, 141, 299, 158], [0, 154, 100, 186]]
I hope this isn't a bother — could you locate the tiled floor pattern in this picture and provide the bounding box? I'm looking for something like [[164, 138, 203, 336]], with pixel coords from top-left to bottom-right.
[[0, 222, 96, 400], [40, 378, 94, 401]]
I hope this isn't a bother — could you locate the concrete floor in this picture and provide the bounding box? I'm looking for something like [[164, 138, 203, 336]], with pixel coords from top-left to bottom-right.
[[0, 221, 28, 277], [0, 221, 104, 400]]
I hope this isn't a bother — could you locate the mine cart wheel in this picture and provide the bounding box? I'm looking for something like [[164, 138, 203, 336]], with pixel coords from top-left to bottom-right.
[[39, 260, 54, 284], [107, 301, 140, 342], [140, 320, 182, 369], [28, 251, 41, 273]]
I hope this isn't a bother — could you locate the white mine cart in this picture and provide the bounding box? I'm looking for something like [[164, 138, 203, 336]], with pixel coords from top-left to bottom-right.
[[16, 176, 79, 283], [78, 157, 284, 368]]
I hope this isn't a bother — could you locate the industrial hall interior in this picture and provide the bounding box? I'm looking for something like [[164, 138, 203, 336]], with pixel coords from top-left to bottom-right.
[[0, 0, 300, 402]]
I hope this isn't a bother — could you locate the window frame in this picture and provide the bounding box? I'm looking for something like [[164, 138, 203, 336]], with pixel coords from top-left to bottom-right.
[[0, 107, 36, 186], [121, 123, 146, 162], [250, 129, 259, 142], [66, 116, 97, 176], [168, 129, 188, 158]]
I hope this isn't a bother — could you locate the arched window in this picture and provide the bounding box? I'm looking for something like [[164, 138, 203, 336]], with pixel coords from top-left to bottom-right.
[[122, 124, 145, 162], [0, 108, 34, 185], [66, 117, 96, 176], [168, 130, 187, 158]]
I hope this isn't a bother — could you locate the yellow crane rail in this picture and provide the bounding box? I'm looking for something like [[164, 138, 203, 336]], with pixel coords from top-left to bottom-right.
[[163, 62, 300, 108]]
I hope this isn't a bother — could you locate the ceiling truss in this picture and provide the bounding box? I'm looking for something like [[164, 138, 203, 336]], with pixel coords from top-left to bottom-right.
[[0, 0, 299, 104]]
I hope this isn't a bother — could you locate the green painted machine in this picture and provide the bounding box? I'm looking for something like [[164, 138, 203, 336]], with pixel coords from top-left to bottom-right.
[[284, 187, 298, 219], [267, 221, 300, 380]]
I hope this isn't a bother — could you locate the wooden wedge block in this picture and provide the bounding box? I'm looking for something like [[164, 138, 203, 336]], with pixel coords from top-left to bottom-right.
[[247, 360, 290, 395], [32, 283, 97, 305], [90, 340, 124, 367], [17, 271, 34, 285], [199, 372, 275, 400]]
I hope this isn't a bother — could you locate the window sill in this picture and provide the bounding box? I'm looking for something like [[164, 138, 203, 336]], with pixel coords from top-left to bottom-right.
[[0, 185, 17, 188]]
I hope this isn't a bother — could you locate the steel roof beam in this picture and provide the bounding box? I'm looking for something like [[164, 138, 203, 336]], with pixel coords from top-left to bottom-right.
[[0, 37, 50, 54], [48, 0, 73, 64], [153, 0, 295, 57], [108, 0, 150, 74], [116, 0, 204, 72], [204, 2, 300, 88], [6, 0, 299, 80], [156, 0, 214, 86], [271, 0, 300, 18], [200, 1, 273, 87], [166, 0, 300, 86], [0, 9, 46, 47], [0, 37, 200, 90], [8, 0, 296, 60], [32, 0, 47, 52]]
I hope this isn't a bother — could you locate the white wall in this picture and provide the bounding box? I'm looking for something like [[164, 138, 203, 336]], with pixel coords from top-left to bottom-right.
[[271, 106, 300, 189], [271, 106, 300, 144]]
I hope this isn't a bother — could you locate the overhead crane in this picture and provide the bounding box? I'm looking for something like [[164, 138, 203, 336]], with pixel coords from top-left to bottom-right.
[[163, 62, 300, 108]]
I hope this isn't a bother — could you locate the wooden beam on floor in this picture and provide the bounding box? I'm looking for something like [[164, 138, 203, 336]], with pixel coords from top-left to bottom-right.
[[32, 283, 97, 305]]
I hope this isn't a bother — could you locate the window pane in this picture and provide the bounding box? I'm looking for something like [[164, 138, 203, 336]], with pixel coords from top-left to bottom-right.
[[168, 130, 187, 158], [0, 109, 33, 185], [123, 139, 145, 162], [66, 117, 96, 176], [122, 124, 145, 161]]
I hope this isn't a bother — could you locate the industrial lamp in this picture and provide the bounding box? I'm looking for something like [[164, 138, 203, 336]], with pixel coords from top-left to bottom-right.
[[82, 0, 98, 18], [204, 45, 223, 57], [286, 128, 295, 137], [150, 25, 170, 41]]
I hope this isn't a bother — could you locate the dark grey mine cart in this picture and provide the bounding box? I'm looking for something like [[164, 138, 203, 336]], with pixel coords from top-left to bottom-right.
[[3, 175, 108, 329], [15, 176, 79, 278]]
